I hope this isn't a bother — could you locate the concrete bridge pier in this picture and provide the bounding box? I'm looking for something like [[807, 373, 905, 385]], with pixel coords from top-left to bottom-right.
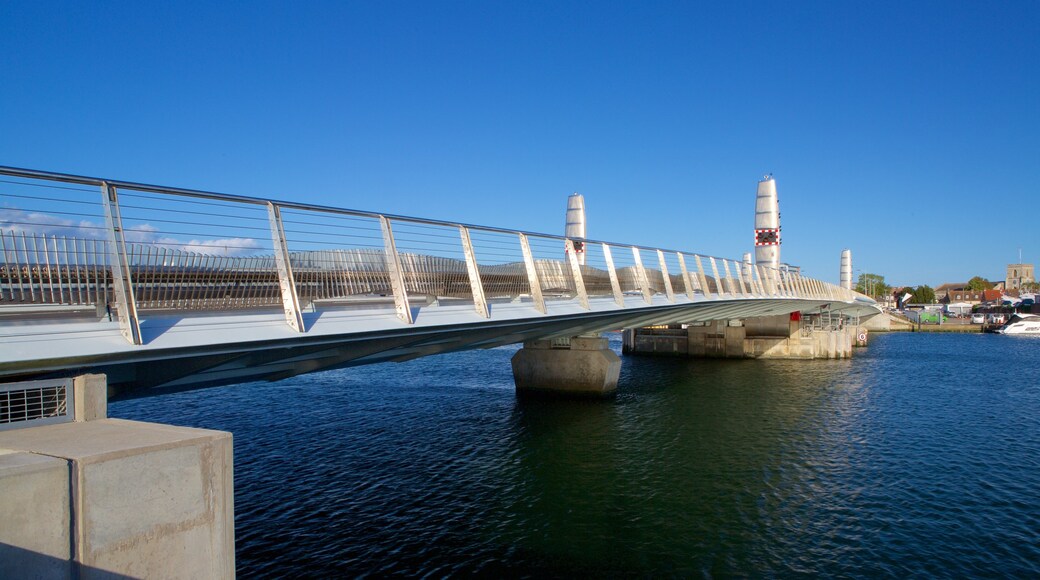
[[511, 335, 621, 397], [0, 374, 234, 579], [624, 313, 861, 360]]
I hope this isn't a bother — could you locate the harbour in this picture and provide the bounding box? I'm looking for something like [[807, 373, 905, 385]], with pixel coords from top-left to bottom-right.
[[1, 3, 1037, 576], [110, 331, 1040, 576]]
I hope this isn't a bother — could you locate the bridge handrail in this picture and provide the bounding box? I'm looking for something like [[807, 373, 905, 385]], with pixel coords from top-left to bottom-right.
[[0, 165, 777, 260], [0, 165, 872, 345]]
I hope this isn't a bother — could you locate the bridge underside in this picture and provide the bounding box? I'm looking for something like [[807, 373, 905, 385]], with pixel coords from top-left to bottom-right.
[[1, 294, 879, 398]]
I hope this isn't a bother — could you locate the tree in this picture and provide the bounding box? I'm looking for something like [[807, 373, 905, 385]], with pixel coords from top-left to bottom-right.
[[910, 284, 936, 304], [966, 276, 992, 291], [855, 273, 891, 299], [1022, 281, 1040, 292]]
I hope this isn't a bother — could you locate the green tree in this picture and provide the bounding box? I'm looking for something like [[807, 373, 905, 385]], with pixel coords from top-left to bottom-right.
[[855, 273, 891, 298], [910, 284, 936, 304], [966, 276, 992, 291]]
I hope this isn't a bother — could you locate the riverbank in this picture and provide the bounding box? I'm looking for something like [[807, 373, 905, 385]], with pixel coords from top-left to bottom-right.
[[906, 323, 985, 333]]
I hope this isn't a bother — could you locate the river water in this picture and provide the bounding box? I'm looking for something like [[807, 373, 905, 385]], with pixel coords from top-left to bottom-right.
[[110, 332, 1040, 577]]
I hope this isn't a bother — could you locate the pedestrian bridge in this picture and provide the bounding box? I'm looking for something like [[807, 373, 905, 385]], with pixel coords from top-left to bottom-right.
[[0, 166, 880, 397]]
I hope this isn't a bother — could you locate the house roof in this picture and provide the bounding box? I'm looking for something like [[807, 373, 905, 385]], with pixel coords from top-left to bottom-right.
[[981, 289, 1002, 301]]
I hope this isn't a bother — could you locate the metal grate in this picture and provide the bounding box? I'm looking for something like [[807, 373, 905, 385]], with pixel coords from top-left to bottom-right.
[[0, 379, 74, 430]]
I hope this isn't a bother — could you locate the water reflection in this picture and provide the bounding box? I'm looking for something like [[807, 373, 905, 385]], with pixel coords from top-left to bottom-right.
[[503, 354, 866, 575], [108, 333, 1040, 576]]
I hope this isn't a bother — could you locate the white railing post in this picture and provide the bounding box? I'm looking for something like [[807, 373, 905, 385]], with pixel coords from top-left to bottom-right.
[[631, 247, 652, 304], [657, 249, 675, 303], [267, 202, 305, 333], [725, 261, 736, 296], [732, 259, 749, 296], [709, 257, 724, 298], [694, 255, 712, 299], [379, 216, 414, 324], [745, 262, 759, 296], [677, 252, 695, 300], [518, 233, 546, 314], [100, 182, 142, 345], [565, 239, 590, 309], [756, 265, 770, 296], [778, 271, 791, 297], [602, 244, 625, 307], [459, 226, 489, 318]]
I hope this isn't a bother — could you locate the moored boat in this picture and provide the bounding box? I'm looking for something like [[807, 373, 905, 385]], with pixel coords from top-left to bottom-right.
[[994, 313, 1040, 335]]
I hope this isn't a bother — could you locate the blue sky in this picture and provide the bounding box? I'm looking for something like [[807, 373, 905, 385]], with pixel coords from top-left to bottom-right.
[[1, 1, 1037, 288]]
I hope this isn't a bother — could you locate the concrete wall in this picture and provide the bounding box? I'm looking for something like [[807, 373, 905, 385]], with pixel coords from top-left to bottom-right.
[[623, 328, 688, 356], [0, 450, 72, 578], [743, 314, 797, 337], [862, 312, 913, 332], [0, 375, 235, 579], [630, 317, 857, 360]]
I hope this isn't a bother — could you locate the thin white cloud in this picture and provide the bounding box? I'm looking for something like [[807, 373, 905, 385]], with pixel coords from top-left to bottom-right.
[[1, 207, 263, 257], [0, 207, 107, 239]]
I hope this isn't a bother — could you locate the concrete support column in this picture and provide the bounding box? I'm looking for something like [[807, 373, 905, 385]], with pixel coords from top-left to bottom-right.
[[854, 326, 869, 347], [627, 314, 869, 360], [0, 374, 235, 578], [512, 335, 621, 397], [685, 321, 746, 358]]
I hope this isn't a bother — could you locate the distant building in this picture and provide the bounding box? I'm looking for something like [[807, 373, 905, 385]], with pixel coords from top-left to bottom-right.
[[1006, 263, 1035, 291], [980, 289, 1003, 304], [935, 283, 968, 302], [937, 283, 987, 304]]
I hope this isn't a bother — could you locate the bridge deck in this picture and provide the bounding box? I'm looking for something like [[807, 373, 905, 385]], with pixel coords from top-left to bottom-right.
[[0, 166, 880, 397]]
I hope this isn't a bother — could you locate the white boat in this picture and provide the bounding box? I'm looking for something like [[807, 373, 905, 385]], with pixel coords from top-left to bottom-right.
[[994, 313, 1040, 335]]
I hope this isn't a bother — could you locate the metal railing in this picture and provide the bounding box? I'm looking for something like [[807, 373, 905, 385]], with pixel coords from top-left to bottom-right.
[[0, 378, 73, 431], [0, 166, 859, 344]]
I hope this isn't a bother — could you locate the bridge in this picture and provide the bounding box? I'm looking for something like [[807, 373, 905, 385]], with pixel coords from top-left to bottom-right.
[[0, 166, 879, 398], [0, 165, 879, 577]]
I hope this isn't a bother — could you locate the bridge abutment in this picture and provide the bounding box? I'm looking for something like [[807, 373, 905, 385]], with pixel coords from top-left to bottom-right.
[[511, 335, 621, 397], [624, 314, 861, 360], [0, 374, 235, 578]]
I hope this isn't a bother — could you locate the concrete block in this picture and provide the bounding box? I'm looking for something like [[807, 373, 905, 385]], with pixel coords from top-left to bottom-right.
[[744, 314, 794, 338], [512, 340, 621, 396], [73, 374, 107, 422], [724, 326, 746, 358], [746, 337, 789, 358], [629, 333, 687, 356], [687, 329, 706, 356], [0, 450, 72, 578], [704, 336, 726, 357], [0, 419, 234, 579], [788, 337, 816, 359], [854, 327, 869, 347], [569, 336, 609, 351]]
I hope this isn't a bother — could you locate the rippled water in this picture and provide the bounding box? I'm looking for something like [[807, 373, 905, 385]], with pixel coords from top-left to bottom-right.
[[110, 332, 1040, 576]]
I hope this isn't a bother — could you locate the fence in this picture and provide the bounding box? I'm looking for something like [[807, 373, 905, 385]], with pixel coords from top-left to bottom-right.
[[0, 166, 857, 344]]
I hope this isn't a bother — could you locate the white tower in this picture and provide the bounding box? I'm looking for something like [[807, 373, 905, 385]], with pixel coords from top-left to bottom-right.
[[840, 249, 853, 290], [565, 192, 586, 265], [754, 176, 780, 269]]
